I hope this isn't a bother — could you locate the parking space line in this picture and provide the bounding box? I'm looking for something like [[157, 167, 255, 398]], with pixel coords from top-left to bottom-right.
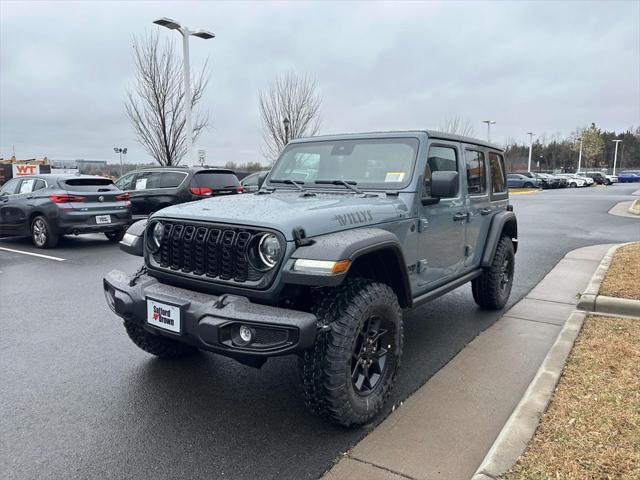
[[0, 247, 65, 261]]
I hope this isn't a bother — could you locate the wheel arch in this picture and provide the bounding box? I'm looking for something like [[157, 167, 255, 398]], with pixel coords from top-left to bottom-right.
[[481, 211, 518, 267]]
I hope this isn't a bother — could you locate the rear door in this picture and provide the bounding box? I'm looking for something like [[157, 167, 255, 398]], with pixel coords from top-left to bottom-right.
[[463, 146, 491, 267]]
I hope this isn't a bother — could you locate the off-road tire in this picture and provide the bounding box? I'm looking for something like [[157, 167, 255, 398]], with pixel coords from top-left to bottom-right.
[[31, 215, 59, 248], [124, 321, 197, 359], [472, 236, 515, 310], [300, 278, 403, 427], [105, 229, 125, 242]]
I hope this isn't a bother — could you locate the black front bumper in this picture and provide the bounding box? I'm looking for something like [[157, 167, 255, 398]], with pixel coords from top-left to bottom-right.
[[103, 270, 318, 364]]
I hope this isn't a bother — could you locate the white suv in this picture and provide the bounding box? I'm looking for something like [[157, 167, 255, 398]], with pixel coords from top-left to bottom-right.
[[557, 174, 589, 187]]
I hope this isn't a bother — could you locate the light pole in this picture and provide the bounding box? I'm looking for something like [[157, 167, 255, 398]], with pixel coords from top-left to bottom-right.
[[283, 118, 290, 145], [153, 17, 215, 166], [482, 120, 496, 143], [526, 132, 534, 172], [577, 136, 583, 173], [612, 139, 622, 175], [114, 147, 127, 176]]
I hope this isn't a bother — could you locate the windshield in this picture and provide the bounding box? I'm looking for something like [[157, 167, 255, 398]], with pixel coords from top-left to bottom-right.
[[268, 138, 419, 190]]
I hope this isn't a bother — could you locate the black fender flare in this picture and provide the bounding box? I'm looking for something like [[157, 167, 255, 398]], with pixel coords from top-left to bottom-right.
[[481, 211, 518, 267], [282, 227, 412, 307], [119, 219, 148, 257]]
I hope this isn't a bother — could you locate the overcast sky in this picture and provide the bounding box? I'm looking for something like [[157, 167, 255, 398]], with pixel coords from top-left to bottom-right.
[[1, 0, 638, 166]]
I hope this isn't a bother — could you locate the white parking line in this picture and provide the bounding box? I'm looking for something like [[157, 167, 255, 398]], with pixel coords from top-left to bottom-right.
[[0, 247, 65, 262]]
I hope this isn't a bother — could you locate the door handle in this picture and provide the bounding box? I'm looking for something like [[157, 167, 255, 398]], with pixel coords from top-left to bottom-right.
[[481, 208, 492, 215], [453, 212, 467, 222]]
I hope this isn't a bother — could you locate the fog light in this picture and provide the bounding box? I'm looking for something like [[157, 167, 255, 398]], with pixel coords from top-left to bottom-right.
[[239, 325, 253, 343]]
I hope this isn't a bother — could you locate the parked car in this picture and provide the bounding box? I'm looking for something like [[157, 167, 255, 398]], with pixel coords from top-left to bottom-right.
[[536, 173, 561, 189], [581, 171, 617, 185], [0, 174, 131, 248], [240, 170, 269, 193], [104, 129, 518, 427], [618, 171, 640, 183], [115, 167, 243, 216], [507, 173, 541, 188], [555, 174, 589, 187], [517, 171, 554, 189]]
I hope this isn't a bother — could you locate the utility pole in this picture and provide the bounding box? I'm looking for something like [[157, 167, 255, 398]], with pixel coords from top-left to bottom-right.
[[612, 139, 622, 175], [482, 120, 496, 143], [577, 136, 583, 173], [114, 147, 128, 176], [527, 132, 534, 172], [153, 18, 215, 166]]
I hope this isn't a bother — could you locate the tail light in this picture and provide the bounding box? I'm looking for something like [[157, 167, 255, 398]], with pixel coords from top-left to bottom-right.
[[236, 185, 245, 193], [49, 194, 85, 203], [115, 193, 130, 201], [190, 187, 213, 196]]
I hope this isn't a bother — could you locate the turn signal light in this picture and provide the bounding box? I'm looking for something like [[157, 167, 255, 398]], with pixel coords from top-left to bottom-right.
[[190, 187, 213, 196], [49, 194, 85, 203], [115, 193, 130, 201]]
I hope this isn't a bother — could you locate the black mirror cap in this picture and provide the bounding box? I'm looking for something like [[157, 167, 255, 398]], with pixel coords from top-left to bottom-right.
[[118, 219, 148, 257], [431, 171, 459, 198]]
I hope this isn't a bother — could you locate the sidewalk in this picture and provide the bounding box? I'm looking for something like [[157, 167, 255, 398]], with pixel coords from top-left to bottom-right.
[[325, 244, 615, 480]]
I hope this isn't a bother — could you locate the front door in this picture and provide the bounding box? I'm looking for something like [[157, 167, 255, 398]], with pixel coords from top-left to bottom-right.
[[416, 142, 466, 287], [0, 178, 25, 235]]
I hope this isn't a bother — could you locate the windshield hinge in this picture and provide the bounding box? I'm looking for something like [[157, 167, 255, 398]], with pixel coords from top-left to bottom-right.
[[293, 227, 314, 247]]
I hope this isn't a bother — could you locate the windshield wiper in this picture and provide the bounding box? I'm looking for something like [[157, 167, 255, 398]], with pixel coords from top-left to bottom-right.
[[270, 179, 308, 193], [315, 179, 363, 194]]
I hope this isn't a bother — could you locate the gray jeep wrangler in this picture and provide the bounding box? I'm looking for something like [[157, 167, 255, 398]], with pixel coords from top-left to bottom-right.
[[103, 131, 517, 427]]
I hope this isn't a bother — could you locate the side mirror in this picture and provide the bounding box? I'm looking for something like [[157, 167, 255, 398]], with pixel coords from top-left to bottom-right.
[[422, 171, 459, 205], [119, 219, 148, 257]]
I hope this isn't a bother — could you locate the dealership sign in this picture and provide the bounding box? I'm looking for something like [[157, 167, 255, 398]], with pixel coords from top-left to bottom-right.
[[12, 164, 40, 177]]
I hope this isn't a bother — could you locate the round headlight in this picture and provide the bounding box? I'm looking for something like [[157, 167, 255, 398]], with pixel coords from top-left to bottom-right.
[[148, 222, 164, 252], [257, 233, 281, 269]]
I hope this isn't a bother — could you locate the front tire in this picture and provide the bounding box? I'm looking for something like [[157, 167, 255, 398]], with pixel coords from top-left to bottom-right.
[[523, 182, 533, 188], [570, 182, 577, 188], [301, 278, 403, 427], [124, 321, 197, 359], [31, 215, 59, 248], [472, 236, 515, 310]]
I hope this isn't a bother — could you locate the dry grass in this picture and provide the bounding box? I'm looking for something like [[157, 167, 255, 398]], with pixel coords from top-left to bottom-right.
[[508, 188, 540, 195], [600, 243, 640, 300], [502, 316, 640, 480]]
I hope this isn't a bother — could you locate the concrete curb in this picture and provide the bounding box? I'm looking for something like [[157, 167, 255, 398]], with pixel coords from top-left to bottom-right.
[[576, 242, 640, 318], [628, 199, 640, 215], [470, 310, 587, 480], [471, 243, 627, 480]]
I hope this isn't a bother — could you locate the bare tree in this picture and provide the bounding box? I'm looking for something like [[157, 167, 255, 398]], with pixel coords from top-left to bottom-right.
[[258, 72, 321, 163], [125, 32, 210, 166], [438, 116, 475, 137]]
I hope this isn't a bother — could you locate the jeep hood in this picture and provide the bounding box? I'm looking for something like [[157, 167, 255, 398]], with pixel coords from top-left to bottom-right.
[[153, 191, 411, 240]]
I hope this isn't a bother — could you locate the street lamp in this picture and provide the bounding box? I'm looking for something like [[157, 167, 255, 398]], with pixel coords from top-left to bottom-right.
[[283, 118, 290, 144], [114, 147, 127, 176], [577, 136, 583, 173], [612, 139, 622, 175], [153, 17, 215, 166], [482, 120, 496, 143], [526, 132, 534, 172]]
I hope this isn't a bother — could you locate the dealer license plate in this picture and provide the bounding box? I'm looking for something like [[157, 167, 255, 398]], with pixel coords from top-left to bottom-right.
[[146, 298, 181, 333], [95, 215, 112, 224]]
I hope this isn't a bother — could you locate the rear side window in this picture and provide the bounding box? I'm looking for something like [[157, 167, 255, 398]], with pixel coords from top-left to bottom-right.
[[160, 172, 187, 188], [62, 178, 115, 191], [192, 171, 240, 190], [33, 179, 46, 191], [464, 150, 486, 195], [425, 145, 458, 198], [489, 152, 506, 194]]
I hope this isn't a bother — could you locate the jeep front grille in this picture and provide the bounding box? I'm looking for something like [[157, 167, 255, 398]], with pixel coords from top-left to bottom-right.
[[151, 221, 277, 287]]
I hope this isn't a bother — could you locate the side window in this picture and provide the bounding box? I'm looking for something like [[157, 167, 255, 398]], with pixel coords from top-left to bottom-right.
[[160, 172, 187, 188], [464, 150, 486, 195], [33, 179, 46, 191], [425, 145, 458, 197], [489, 152, 507, 194], [134, 172, 151, 190], [18, 179, 36, 193], [1, 178, 21, 195], [116, 173, 136, 191], [143, 172, 163, 189]]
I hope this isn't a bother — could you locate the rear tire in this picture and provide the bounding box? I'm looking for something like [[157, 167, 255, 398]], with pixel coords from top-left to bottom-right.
[[472, 236, 515, 310], [301, 278, 403, 427], [31, 215, 59, 248], [124, 321, 197, 359], [105, 229, 125, 242]]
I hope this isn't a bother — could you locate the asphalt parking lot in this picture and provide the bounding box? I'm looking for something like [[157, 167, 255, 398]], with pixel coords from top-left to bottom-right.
[[1, 185, 638, 480]]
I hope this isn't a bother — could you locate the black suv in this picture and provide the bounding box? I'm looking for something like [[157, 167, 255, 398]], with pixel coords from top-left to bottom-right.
[[115, 167, 243, 216]]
